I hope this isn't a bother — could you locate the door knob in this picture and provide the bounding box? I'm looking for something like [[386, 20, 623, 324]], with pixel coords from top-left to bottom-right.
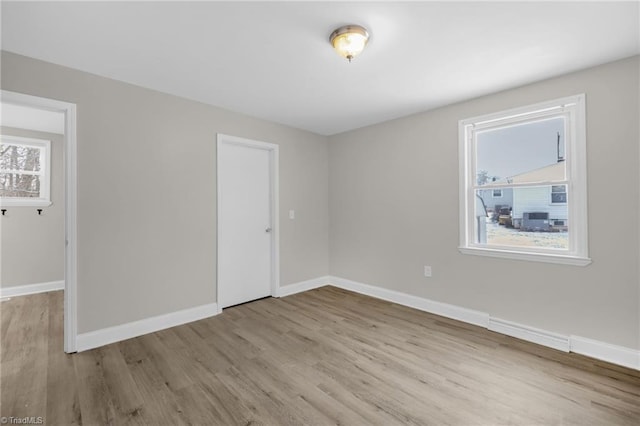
[[265, 227, 272, 233]]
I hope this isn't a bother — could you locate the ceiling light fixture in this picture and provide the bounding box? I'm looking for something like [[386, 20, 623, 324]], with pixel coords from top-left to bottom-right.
[[330, 25, 369, 62]]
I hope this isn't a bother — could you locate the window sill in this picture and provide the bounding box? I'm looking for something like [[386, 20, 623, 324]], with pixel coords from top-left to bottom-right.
[[0, 199, 52, 207], [459, 246, 591, 266]]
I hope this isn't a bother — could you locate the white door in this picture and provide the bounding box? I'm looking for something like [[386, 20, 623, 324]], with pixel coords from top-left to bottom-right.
[[217, 135, 276, 308]]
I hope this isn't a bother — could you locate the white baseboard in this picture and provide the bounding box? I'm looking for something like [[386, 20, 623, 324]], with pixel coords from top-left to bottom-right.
[[488, 317, 570, 352], [326, 275, 639, 370], [329, 276, 489, 328], [73, 273, 640, 370], [76, 302, 220, 352], [570, 335, 640, 370], [0, 280, 64, 298], [276, 276, 329, 297]]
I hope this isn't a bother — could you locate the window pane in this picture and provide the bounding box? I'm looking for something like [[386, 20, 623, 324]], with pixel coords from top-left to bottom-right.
[[551, 185, 567, 203], [475, 117, 565, 185], [475, 187, 568, 249], [0, 172, 41, 197], [0, 143, 41, 172]]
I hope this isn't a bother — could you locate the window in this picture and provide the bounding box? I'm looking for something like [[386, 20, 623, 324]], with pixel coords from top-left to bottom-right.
[[551, 185, 567, 204], [458, 94, 590, 265], [0, 135, 52, 207]]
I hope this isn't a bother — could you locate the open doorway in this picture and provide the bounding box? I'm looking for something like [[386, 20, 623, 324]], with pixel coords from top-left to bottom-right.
[[0, 91, 77, 352]]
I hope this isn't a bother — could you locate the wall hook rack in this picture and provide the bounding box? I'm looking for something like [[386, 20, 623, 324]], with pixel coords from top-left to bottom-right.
[[37, 209, 43, 215]]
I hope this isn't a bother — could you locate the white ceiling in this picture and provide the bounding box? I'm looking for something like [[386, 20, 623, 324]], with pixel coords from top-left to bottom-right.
[[2, 1, 639, 136]]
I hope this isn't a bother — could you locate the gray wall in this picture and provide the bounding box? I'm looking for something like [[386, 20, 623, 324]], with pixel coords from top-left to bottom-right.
[[329, 56, 639, 350], [0, 126, 64, 287], [1, 51, 329, 333], [3, 50, 638, 351]]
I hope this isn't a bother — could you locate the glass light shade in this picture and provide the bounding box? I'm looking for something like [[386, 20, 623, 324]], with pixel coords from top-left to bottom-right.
[[330, 25, 369, 61]]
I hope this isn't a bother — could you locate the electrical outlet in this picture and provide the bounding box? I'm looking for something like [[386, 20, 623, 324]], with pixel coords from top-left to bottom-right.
[[424, 266, 432, 277], [289, 210, 295, 219]]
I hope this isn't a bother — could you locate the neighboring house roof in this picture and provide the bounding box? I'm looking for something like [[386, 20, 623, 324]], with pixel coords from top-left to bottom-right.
[[503, 161, 565, 184]]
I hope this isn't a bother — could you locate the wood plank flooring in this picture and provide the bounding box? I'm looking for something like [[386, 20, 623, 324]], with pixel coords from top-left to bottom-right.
[[1, 286, 639, 425]]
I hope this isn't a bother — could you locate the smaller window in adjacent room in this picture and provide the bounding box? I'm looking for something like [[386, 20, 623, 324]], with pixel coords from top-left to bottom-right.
[[0, 135, 52, 207], [458, 94, 590, 265]]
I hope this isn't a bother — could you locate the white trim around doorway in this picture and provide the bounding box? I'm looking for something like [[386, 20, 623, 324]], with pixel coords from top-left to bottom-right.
[[1, 90, 78, 353]]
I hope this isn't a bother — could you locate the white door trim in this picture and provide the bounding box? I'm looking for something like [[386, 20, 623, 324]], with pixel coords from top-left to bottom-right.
[[1, 90, 78, 353], [216, 134, 280, 307]]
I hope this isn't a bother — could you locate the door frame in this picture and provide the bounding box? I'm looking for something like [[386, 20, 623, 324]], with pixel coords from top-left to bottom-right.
[[216, 133, 279, 308], [1, 90, 78, 353]]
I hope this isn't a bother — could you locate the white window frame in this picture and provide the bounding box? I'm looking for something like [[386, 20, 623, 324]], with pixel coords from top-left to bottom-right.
[[0, 135, 52, 207], [458, 94, 590, 266]]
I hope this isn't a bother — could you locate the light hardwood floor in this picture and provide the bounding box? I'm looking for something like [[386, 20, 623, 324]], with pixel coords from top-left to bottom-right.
[[1, 286, 639, 425]]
